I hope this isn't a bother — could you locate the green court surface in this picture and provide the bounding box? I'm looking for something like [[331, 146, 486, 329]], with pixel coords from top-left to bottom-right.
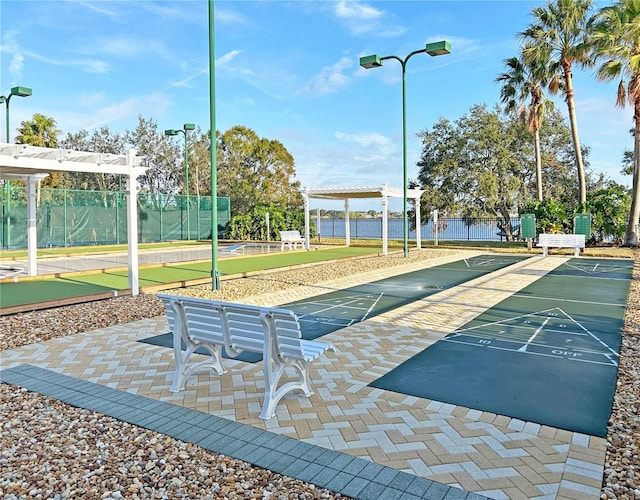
[[143, 255, 529, 363], [0, 247, 380, 309], [370, 258, 633, 437]]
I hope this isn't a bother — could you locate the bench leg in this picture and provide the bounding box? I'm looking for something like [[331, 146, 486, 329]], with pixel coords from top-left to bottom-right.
[[574, 247, 580, 257], [259, 355, 313, 420], [171, 331, 226, 392], [543, 246, 548, 257]]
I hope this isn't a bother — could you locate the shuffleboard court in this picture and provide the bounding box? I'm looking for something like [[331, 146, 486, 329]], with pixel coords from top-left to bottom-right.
[[370, 258, 633, 437], [141, 254, 529, 361]]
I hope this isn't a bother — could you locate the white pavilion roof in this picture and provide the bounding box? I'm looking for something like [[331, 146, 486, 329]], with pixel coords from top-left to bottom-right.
[[305, 185, 424, 200], [0, 143, 145, 180]]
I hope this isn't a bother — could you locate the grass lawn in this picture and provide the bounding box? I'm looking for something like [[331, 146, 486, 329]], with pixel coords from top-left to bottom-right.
[[1, 240, 633, 310], [1, 246, 382, 309]]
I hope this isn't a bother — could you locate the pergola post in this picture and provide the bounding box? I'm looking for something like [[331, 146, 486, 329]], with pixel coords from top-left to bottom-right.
[[303, 187, 310, 250], [382, 184, 388, 255], [125, 149, 140, 295], [414, 192, 422, 250], [26, 174, 46, 275], [344, 198, 350, 247]]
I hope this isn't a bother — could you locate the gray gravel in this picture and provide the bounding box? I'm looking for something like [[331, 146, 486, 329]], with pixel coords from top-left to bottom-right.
[[2, 249, 639, 499]]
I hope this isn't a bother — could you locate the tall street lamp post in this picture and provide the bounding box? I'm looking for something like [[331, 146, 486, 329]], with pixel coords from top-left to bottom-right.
[[165, 123, 196, 240], [360, 41, 450, 258], [1, 85, 32, 142], [0, 85, 32, 250]]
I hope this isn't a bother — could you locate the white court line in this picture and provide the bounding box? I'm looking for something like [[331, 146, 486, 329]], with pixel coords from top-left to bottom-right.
[[452, 306, 619, 357], [295, 295, 380, 320], [518, 317, 550, 352], [359, 293, 384, 322], [516, 293, 626, 308], [442, 337, 618, 367]]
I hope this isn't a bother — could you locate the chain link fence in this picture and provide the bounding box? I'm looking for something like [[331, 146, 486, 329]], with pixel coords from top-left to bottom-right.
[[1, 186, 230, 249]]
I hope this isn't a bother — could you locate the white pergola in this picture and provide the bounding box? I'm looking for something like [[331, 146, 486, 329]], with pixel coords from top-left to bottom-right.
[[0, 143, 148, 294], [303, 184, 425, 255]]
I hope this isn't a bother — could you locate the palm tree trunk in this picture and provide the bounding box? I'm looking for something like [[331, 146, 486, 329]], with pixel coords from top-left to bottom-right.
[[534, 127, 543, 201], [624, 100, 640, 246], [563, 64, 587, 205]]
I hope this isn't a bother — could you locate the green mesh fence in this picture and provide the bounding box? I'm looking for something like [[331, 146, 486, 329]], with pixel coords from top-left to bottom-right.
[[0, 186, 230, 249]]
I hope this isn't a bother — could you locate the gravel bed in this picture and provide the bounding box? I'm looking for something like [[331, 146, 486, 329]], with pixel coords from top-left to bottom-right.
[[1, 249, 639, 499]]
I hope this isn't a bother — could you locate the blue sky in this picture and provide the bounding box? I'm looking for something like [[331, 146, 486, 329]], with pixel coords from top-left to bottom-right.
[[1, 0, 633, 212]]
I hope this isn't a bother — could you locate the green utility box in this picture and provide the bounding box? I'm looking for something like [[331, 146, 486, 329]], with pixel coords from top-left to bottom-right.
[[520, 214, 536, 240], [574, 213, 591, 238]]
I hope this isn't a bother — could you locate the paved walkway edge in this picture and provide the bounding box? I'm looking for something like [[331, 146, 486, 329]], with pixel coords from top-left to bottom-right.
[[0, 364, 487, 500]]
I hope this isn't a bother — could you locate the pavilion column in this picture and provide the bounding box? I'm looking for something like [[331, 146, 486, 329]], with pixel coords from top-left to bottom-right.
[[415, 194, 422, 250], [382, 184, 388, 255], [126, 150, 140, 296], [26, 175, 43, 276], [303, 187, 310, 250], [344, 198, 350, 247]]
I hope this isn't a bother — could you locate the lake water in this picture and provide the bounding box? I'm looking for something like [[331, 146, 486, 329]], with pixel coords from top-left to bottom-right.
[[317, 217, 520, 241]]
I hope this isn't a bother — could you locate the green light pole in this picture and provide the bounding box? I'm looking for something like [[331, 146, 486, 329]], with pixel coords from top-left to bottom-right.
[[209, 0, 220, 290], [0, 85, 32, 250], [165, 123, 196, 240], [360, 42, 450, 258], [1, 86, 32, 142]]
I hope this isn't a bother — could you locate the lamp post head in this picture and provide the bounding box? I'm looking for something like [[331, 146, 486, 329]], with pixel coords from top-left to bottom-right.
[[164, 129, 180, 136], [10, 86, 32, 97], [183, 123, 195, 131], [425, 41, 451, 57], [359, 54, 383, 69]]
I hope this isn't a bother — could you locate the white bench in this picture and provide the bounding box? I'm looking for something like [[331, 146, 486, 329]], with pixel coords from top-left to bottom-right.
[[536, 233, 585, 257], [157, 293, 334, 420], [279, 230, 305, 250]]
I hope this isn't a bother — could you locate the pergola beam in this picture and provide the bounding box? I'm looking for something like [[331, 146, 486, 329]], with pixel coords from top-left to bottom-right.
[[0, 143, 148, 295], [303, 184, 425, 255]]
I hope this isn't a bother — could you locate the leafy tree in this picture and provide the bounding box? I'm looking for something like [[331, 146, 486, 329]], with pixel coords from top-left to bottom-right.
[[216, 125, 302, 217], [186, 127, 212, 198], [520, 0, 595, 205], [591, 0, 640, 245], [417, 104, 528, 240], [224, 202, 309, 240], [59, 126, 128, 195], [622, 149, 633, 176], [15, 114, 62, 189], [585, 181, 630, 243], [496, 44, 554, 201], [125, 116, 181, 209], [521, 198, 571, 233], [15, 113, 60, 148]]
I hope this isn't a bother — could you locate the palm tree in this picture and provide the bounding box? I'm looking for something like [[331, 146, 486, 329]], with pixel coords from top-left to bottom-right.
[[496, 45, 554, 201], [520, 0, 594, 205], [15, 113, 60, 147], [591, 0, 640, 246]]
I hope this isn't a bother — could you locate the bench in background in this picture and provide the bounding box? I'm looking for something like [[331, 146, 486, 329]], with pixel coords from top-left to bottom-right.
[[536, 233, 585, 257], [157, 293, 334, 420], [279, 230, 305, 250]]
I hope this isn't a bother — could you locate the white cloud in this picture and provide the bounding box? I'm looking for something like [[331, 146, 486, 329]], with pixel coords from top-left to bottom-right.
[[334, 131, 398, 163], [335, 0, 384, 22], [216, 50, 242, 67], [306, 57, 353, 95], [58, 91, 172, 132], [9, 54, 24, 80], [333, 0, 406, 37]]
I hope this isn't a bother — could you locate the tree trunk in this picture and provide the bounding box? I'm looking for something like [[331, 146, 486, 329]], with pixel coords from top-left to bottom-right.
[[623, 100, 640, 246], [563, 63, 587, 205], [534, 127, 543, 201]]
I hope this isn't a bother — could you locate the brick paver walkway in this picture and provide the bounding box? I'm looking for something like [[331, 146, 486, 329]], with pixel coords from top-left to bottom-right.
[[1, 251, 607, 499]]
